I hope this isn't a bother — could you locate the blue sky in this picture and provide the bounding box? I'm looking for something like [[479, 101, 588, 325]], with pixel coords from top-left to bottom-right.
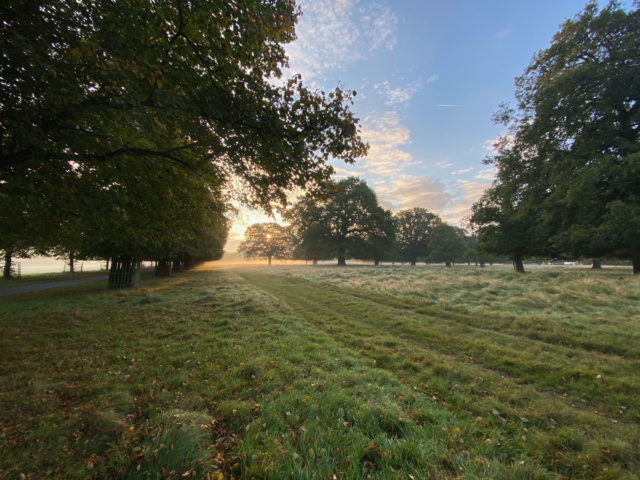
[[228, 0, 632, 248]]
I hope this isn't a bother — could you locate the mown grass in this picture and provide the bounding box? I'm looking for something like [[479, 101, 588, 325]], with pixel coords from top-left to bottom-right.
[[1, 265, 639, 479], [0, 271, 107, 288]]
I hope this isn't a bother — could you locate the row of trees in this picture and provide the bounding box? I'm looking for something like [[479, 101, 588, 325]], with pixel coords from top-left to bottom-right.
[[0, 1, 367, 283], [240, 177, 488, 267], [471, 2, 640, 274]]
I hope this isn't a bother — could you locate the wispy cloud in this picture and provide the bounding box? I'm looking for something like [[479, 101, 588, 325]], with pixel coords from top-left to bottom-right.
[[374, 80, 423, 106], [285, 0, 398, 80], [426, 74, 439, 84], [333, 165, 366, 178], [436, 160, 453, 169], [483, 134, 514, 154], [475, 166, 496, 181], [451, 167, 473, 175], [438, 104, 465, 108], [495, 28, 512, 40]]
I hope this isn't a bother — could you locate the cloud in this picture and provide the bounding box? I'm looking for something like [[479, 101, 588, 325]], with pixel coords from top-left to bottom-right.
[[440, 178, 493, 226], [426, 74, 439, 84], [359, 112, 417, 176], [374, 172, 493, 227], [475, 166, 496, 181], [376, 175, 452, 212], [436, 160, 453, 168], [451, 167, 473, 175], [483, 134, 514, 154], [438, 104, 465, 108], [374, 80, 423, 106], [495, 28, 512, 40], [285, 0, 398, 80], [333, 165, 366, 178]]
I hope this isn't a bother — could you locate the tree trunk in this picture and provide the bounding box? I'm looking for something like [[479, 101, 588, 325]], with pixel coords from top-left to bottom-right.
[[155, 260, 172, 276], [480, 261, 485, 268], [312, 259, 318, 266], [633, 247, 640, 275], [410, 260, 416, 266], [3, 251, 12, 279], [374, 258, 380, 266], [445, 261, 452, 267], [513, 256, 525, 273], [591, 258, 602, 269], [268, 255, 272, 266], [108, 256, 140, 289], [337, 243, 346, 266], [172, 261, 184, 273], [69, 252, 75, 273]]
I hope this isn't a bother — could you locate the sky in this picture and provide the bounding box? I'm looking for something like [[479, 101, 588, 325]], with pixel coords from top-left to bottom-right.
[[227, 0, 632, 250]]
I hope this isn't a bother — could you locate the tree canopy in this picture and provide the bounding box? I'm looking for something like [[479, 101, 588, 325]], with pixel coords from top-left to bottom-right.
[[0, 0, 367, 280], [394, 208, 441, 266], [428, 223, 467, 267], [472, 2, 640, 273], [239, 222, 292, 266], [286, 177, 385, 266]]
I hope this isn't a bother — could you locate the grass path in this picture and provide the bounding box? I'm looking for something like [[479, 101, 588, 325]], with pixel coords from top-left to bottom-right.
[[236, 268, 640, 479], [1, 267, 639, 480]]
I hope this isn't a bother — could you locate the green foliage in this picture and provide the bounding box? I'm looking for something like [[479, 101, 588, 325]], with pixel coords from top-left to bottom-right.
[[238, 222, 292, 265], [0, 0, 367, 273], [291, 221, 335, 263], [472, 2, 640, 273], [428, 223, 467, 266], [360, 207, 396, 265], [287, 177, 385, 265], [394, 208, 441, 265]]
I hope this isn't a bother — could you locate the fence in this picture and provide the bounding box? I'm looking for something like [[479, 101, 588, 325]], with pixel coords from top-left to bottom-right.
[[0, 261, 21, 278], [108, 260, 141, 289]]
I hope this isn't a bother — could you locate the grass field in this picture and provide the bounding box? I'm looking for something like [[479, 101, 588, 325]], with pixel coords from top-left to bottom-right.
[[1, 265, 639, 479]]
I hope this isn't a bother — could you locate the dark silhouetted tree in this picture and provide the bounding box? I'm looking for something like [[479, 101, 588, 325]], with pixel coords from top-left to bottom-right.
[[239, 223, 292, 266]]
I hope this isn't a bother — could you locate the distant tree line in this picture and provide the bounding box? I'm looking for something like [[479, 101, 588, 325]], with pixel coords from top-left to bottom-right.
[[240, 177, 494, 267], [471, 3, 640, 274]]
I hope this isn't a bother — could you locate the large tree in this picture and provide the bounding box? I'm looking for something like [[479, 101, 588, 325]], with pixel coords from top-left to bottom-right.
[[470, 138, 549, 273], [472, 2, 640, 273], [287, 177, 383, 266], [239, 222, 291, 266], [394, 208, 441, 266], [428, 223, 467, 267], [0, 1, 367, 281], [361, 208, 396, 266]]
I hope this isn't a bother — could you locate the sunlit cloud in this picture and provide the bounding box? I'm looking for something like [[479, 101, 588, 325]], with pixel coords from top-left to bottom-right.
[[359, 112, 417, 176], [475, 166, 497, 181], [440, 178, 493, 226], [333, 165, 366, 178], [378, 174, 452, 213], [285, 0, 398, 81], [436, 160, 453, 168]]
